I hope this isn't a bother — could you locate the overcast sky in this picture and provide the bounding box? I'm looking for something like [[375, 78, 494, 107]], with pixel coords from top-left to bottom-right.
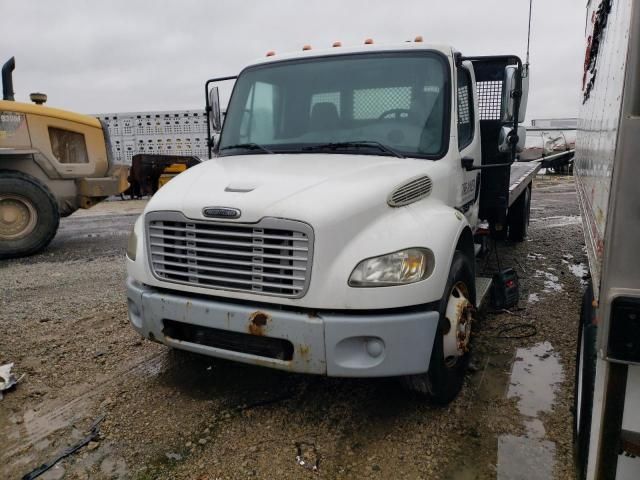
[[1, 0, 585, 122]]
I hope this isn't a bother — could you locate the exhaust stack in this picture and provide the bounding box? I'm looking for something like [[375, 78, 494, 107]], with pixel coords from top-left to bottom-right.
[[2, 57, 15, 101]]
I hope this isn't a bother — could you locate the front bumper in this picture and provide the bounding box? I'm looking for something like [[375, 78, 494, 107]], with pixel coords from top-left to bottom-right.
[[77, 165, 129, 199], [127, 278, 439, 377]]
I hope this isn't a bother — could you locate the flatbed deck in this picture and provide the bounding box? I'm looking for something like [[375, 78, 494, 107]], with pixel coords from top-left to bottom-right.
[[509, 161, 540, 207]]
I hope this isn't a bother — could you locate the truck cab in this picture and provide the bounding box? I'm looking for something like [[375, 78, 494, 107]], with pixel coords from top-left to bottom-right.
[[126, 41, 533, 403]]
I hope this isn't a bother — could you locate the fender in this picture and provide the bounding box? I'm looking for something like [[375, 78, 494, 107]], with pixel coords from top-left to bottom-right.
[[405, 200, 474, 302]]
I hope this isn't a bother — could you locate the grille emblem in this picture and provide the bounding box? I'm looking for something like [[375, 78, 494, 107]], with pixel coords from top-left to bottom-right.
[[202, 207, 241, 219]]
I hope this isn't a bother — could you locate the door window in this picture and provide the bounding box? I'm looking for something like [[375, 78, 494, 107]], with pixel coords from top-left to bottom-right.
[[457, 68, 475, 149]]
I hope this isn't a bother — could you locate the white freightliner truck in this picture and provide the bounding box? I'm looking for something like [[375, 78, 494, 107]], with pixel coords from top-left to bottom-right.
[[126, 39, 538, 403], [573, 0, 640, 478]]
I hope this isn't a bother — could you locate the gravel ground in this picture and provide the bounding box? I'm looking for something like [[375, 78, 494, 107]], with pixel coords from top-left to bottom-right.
[[0, 175, 584, 480]]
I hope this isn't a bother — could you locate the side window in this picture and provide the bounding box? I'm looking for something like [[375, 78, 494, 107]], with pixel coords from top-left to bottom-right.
[[48, 127, 89, 164], [457, 68, 474, 149]]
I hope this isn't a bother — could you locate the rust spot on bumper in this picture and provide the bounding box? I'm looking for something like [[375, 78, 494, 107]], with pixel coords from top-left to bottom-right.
[[248, 311, 270, 336], [299, 344, 310, 358]]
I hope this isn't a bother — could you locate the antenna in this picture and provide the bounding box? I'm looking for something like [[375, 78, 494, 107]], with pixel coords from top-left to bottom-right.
[[525, 0, 533, 77]]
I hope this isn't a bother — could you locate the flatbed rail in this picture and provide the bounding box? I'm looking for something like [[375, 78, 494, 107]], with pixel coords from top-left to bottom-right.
[[508, 161, 540, 207]]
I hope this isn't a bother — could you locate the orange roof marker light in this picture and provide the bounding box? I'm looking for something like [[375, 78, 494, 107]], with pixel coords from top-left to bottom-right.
[[265, 50, 276, 57], [364, 38, 374, 45], [414, 35, 424, 43], [332, 41, 342, 47], [302, 44, 312, 51]]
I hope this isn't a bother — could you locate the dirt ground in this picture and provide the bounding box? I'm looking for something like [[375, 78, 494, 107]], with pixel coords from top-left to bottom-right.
[[0, 173, 585, 480]]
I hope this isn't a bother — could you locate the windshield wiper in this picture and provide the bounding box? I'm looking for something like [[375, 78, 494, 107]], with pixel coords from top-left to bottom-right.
[[220, 143, 274, 154], [302, 141, 405, 158]]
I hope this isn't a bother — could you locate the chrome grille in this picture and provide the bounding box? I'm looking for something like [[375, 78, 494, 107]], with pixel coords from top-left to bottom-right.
[[146, 212, 313, 298]]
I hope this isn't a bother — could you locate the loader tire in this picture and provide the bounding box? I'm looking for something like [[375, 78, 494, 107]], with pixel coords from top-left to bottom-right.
[[507, 184, 531, 242], [0, 171, 59, 259]]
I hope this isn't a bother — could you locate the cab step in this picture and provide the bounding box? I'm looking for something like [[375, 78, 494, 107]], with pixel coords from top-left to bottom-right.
[[475, 276, 493, 309]]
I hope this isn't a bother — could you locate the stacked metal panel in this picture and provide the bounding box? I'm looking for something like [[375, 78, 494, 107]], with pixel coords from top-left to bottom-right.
[[94, 109, 209, 164], [530, 118, 578, 129]]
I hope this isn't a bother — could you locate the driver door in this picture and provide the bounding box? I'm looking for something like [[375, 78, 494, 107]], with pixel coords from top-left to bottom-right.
[[455, 63, 482, 227]]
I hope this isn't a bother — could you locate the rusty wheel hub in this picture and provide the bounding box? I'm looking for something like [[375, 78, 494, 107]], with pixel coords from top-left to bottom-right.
[[442, 281, 475, 366]]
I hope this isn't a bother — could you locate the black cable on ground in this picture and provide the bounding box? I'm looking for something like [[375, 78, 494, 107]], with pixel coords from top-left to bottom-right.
[[482, 307, 538, 339], [493, 323, 538, 339]]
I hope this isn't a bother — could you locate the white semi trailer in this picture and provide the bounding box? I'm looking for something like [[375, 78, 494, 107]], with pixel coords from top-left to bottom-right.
[[95, 109, 210, 164], [573, 0, 640, 478], [126, 39, 538, 404]]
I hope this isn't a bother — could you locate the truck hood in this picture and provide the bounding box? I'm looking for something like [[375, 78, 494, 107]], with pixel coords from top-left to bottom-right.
[[145, 153, 443, 224]]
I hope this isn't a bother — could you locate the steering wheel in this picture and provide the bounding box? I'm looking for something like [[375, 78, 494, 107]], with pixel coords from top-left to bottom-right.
[[378, 108, 414, 121]]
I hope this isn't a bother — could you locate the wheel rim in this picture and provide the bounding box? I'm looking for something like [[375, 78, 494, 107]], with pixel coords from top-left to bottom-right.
[[442, 281, 475, 367], [0, 194, 38, 240]]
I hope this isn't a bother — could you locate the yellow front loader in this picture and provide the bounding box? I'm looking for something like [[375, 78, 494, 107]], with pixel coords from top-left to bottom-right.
[[0, 57, 128, 258]]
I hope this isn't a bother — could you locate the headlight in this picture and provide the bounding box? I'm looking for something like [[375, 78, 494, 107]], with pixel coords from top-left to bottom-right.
[[348, 248, 434, 287], [126, 227, 137, 261]]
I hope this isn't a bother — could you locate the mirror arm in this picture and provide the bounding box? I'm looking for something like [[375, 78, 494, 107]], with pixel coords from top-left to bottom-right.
[[461, 157, 513, 171]]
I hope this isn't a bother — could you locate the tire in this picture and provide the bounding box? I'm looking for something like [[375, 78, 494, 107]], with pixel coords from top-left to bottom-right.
[[573, 283, 597, 480], [0, 171, 60, 259], [507, 184, 531, 242], [403, 251, 476, 405]]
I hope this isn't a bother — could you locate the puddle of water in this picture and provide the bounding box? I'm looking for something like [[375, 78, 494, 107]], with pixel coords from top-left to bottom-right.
[[523, 418, 546, 438], [508, 342, 564, 417], [497, 435, 556, 480], [446, 344, 566, 480], [20, 399, 89, 448], [535, 270, 563, 293], [496, 342, 565, 480]]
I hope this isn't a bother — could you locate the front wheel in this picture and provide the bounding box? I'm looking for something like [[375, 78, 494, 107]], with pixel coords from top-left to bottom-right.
[[403, 251, 476, 404]]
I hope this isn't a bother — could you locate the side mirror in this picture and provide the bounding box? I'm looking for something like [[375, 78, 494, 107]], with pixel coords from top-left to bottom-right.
[[502, 66, 528, 123], [498, 125, 525, 153], [208, 86, 222, 132], [519, 71, 529, 123], [516, 125, 526, 152]]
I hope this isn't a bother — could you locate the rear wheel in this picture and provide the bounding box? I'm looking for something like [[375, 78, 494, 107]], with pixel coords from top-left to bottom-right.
[[507, 184, 531, 242], [574, 283, 597, 480], [0, 171, 59, 259], [403, 251, 476, 404]]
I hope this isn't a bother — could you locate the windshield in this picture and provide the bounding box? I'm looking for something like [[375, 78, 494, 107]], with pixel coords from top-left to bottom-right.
[[219, 51, 450, 159]]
